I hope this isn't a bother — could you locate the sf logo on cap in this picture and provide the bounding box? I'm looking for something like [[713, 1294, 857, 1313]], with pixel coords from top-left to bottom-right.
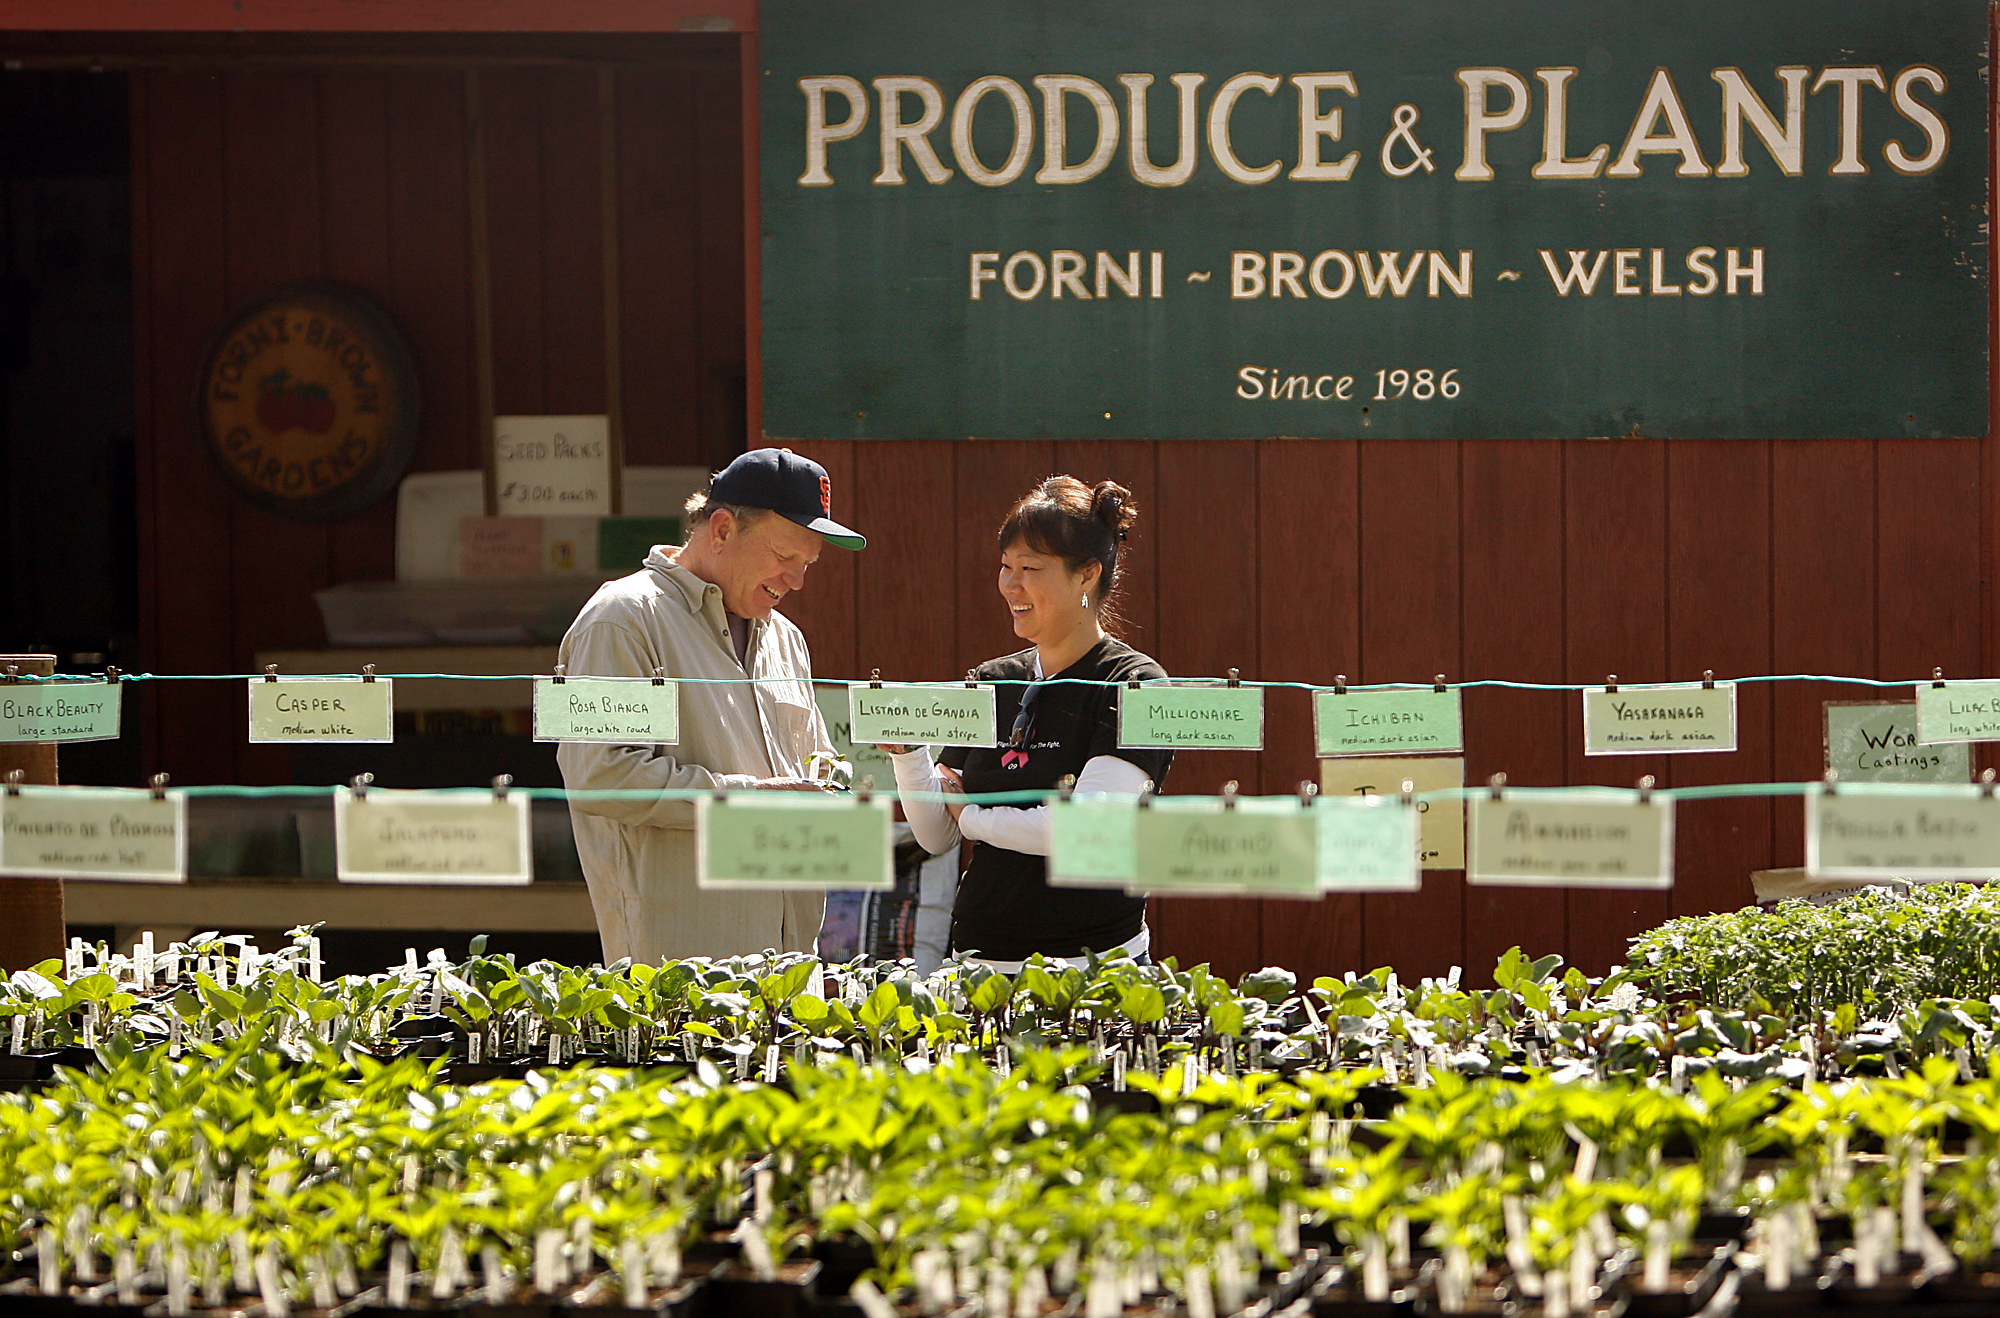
[[818, 474, 831, 515]]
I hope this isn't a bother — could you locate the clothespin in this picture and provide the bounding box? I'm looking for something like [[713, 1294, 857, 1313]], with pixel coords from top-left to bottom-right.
[[1823, 769, 1839, 797], [1637, 774, 1656, 804], [104, 665, 119, 686], [1227, 668, 1241, 688], [1702, 670, 1716, 690], [869, 669, 882, 689], [4, 769, 22, 797], [265, 664, 278, 683], [492, 774, 512, 801], [1934, 667, 1947, 689], [554, 664, 567, 685], [362, 664, 376, 683], [149, 773, 170, 801], [1488, 772, 1507, 800], [1058, 773, 1077, 803], [1298, 780, 1318, 806], [652, 667, 667, 687], [1221, 779, 1240, 810], [1605, 674, 1619, 694], [351, 772, 373, 800], [1334, 674, 1347, 695], [1433, 674, 1448, 693]]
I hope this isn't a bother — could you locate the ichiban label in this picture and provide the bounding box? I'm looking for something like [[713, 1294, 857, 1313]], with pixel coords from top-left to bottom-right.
[[533, 677, 679, 744], [698, 792, 894, 890], [1915, 681, 2000, 745], [0, 681, 121, 744], [1582, 682, 1737, 755], [334, 788, 532, 885], [1805, 784, 2000, 881], [1468, 790, 1674, 888], [0, 787, 187, 883], [1117, 682, 1264, 749], [1314, 686, 1463, 756], [248, 677, 393, 744], [848, 683, 997, 746]]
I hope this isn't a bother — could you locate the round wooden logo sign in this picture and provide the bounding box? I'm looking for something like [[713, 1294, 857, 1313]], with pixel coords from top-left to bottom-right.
[[196, 282, 420, 522]]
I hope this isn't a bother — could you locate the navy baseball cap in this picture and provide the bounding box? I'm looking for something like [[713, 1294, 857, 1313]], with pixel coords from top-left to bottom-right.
[[710, 447, 866, 550]]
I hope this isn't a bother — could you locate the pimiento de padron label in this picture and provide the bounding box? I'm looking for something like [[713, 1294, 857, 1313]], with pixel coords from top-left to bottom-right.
[[0, 786, 187, 882]]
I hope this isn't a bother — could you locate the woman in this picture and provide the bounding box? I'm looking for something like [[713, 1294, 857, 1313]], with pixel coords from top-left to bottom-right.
[[887, 477, 1171, 969]]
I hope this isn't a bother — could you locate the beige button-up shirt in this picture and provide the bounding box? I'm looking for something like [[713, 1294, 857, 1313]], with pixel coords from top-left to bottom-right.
[[556, 545, 833, 964]]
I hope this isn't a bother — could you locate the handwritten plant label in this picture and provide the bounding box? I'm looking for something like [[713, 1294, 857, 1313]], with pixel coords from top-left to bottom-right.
[[0, 681, 121, 744], [814, 684, 892, 791], [1315, 796, 1421, 892], [1915, 681, 2000, 745], [1805, 784, 2000, 881], [1468, 789, 1673, 889], [848, 683, 997, 747], [494, 414, 611, 512], [1049, 793, 1141, 888], [532, 677, 679, 744], [1320, 756, 1465, 869], [0, 787, 187, 882], [334, 789, 532, 885], [1825, 701, 1969, 783], [1582, 682, 1737, 755], [1117, 682, 1264, 750], [247, 677, 393, 744], [698, 791, 893, 890], [1314, 687, 1463, 757], [1131, 797, 1318, 897]]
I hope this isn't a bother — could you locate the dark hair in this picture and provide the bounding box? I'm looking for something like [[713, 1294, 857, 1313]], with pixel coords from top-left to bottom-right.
[[998, 476, 1138, 625]]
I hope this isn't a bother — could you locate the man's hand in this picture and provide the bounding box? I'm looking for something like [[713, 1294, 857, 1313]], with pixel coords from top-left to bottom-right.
[[754, 776, 834, 791], [875, 744, 911, 756], [936, 764, 967, 821]]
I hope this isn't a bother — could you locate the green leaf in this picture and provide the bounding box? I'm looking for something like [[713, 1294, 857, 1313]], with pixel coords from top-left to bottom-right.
[[1120, 983, 1166, 1025]]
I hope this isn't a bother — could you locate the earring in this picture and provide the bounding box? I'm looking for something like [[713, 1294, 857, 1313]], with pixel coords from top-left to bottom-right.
[[1080, 594, 1090, 610]]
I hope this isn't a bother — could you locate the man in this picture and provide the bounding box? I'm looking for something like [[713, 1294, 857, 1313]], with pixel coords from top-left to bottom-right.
[[557, 447, 865, 964]]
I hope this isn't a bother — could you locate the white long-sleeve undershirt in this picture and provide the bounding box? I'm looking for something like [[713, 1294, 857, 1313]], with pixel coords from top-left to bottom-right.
[[890, 748, 1153, 857]]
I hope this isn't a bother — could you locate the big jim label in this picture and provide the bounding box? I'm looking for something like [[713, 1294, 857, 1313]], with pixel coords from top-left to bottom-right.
[[198, 282, 419, 522]]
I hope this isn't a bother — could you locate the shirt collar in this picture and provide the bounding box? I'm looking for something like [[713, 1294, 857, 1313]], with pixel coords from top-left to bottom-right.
[[655, 556, 723, 615]]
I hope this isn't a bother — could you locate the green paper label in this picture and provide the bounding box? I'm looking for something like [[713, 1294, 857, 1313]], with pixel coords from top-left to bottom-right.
[[1316, 798, 1422, 891], [1806, 784, 2000, 880], [533, 677, 680, 743], [1117, 683, 1264, 749], [815, 684, 895, 792], [335, 789, 533, 885], [1132, 796, 1318, 896], [849, 683, 997, 746], [699, 792, 894, 890], [1314, 687, 1463, 756], [1049, 793, 1141, 888], [0, 787, 187, 882], [1582, 682, 1737, 755], [0, 681, 121, 744], [1915, 681, 2000, 745], [1468, 791, 1673, 888], [1826, 701, 1968, 782], [248, 677, 393, 744]]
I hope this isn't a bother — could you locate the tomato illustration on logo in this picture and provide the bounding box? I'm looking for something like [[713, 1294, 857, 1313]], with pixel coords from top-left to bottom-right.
[[255, 369, 337, 435]]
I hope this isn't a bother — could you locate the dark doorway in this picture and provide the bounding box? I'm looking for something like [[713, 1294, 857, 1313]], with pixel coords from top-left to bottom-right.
[[0, 70, 139, 785]]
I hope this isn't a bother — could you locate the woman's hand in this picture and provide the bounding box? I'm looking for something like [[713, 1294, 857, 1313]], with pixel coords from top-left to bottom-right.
[[936, 764, 967, 821], [874, 744, 911, 756]]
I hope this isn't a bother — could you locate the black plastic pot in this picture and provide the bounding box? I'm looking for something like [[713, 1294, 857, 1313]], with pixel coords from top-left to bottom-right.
[[707, 1258, 823, 1318], [1611, 1243, 1736, 1318]]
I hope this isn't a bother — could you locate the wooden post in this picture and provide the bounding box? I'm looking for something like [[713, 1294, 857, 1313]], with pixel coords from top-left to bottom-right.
[[0, 654, 62, 972]]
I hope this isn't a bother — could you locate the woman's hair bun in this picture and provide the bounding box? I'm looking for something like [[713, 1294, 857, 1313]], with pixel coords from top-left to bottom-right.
[[1090, 480, 1137, 535]]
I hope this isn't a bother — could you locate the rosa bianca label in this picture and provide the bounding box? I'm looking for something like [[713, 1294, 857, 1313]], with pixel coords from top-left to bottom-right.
[[533, 677, 680, 744], [848, 683, 997, 746], [0, 682, 122, 744]]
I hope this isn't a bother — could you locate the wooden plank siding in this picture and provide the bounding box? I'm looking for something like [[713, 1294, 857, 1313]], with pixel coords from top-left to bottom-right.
[[131, 40, 1994, 985]]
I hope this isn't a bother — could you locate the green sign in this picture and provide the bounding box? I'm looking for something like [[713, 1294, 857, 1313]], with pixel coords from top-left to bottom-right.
[[1824, 701, 1969, 782], [1117, 682, 1264, 749], [698, 792, 895, 890], [1582, 682, 1737, 755], [849, 683, 997, 746], [762, 0, 1987, 440], [335, 789, 533, 885], [1915, 681, 2000, 745], [0, 787, 188, 883], [533, 677, 679, 744], [1131, 797, 1319, 896], [1315, 797, 1421, 892], [0, 682, 121, 744], [1314, 687, 1462, 756], [248, 677, 394, 744], [1049, 792, 1140, 888], [1467, 789, 1673, 888], [815, 684, 894, 791], [1805, 784, 2000, 881]]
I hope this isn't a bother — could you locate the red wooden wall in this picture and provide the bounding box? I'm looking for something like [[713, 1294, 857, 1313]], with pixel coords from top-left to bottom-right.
[[130, 40, 748, 788]]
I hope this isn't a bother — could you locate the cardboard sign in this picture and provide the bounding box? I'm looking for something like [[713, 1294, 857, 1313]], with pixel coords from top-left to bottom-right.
[[460, 516, 545, 576], [0, 681, 121, 744], [532, 677, 679, 744], [1315, 796, 1422, 892], [0, 787, 187, 882], [1582, 682, 1737, 755], [1320, 756, 1465, 869], [1825, 701, 1969, 783], [247, 676, 394, 744], [848, 683, 997, 746], [814, 684, 894, 791], [1048, 792, 1141, 888], [698, 791, 894, 890], [1116, 682, 1265, 749], [494, 415, 612, 514], [1314, 687, 1463, 757], [335, 788, 533, 885], [1915, 681, 2000, 745], [1805, 784, 2000, 881], [1468, 789, 1673, 888], [1131, 797, 1319, 897]]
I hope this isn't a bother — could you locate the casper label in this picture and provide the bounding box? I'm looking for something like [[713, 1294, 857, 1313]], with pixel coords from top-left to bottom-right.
[[335, 789, 532, 885], [1583, 682, 1736, 755], [1314, 687, 1463, 757], [0, 681, 121, 744], [1805, 785, 2000, 881], [1117, 683, 1264, 750], [533, 677, 679, 743], [848, 683, 997, 747], [699, 792, 893, 890], [0, 786, 187, 882], [248, 676, 393, 744], [1468, 790, 1673, 889]]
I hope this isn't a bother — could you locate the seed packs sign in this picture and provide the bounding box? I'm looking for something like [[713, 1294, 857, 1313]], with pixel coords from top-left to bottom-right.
[[760, 0, 1987, 440]]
